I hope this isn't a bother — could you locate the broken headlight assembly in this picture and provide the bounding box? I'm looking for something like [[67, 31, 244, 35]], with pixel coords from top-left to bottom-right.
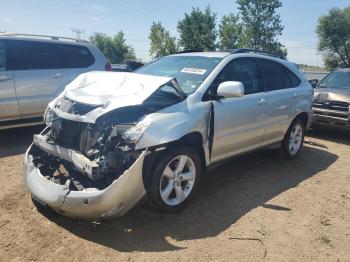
[[44, 108, 59, 124], [122, 116, 151, 144]]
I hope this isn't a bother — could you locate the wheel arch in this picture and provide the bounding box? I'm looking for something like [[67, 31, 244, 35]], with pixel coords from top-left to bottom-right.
[[292, 112, 309, 129], [142, 131, 207, 187]]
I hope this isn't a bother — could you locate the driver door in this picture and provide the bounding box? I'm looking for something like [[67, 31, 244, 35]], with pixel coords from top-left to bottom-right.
[[209, 58, 267, 163]]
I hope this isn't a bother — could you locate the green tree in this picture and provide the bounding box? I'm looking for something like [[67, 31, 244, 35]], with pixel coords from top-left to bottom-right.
[[149, 22, 177, 58], [316, 7, 350, 70], [90, 31, 136, 63], [219, 13, 242, 50], [177, 6, 217, 51], [237, 0, 287, 57]]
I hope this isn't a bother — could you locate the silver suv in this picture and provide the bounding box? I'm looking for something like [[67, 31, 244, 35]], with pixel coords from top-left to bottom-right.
[[24, 49, 313, 219], [0, 33, 109, 129]]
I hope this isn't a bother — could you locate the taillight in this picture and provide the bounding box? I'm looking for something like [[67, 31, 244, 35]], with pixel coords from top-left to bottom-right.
[[105, 62, 112, 71]]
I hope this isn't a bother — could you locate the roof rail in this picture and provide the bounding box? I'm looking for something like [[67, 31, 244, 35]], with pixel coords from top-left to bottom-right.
[[230, 48, 285, 59], [0, 33, 89, 43], [176, 49, 204, 54]]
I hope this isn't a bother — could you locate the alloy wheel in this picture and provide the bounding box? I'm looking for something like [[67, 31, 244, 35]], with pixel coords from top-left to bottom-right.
[[159, 155, 196, 206], [288, 123, 303, 155]]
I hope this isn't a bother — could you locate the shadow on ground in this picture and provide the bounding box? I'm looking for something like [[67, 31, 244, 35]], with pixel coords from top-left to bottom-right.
[[37, 144, 337, 252], [308, 128, 350, 146], [0, 126, 44, 158]]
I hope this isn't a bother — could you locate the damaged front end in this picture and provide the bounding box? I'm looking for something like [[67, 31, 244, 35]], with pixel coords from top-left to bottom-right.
[[25, 116, 148, 219], [24, 72, 184, 219]]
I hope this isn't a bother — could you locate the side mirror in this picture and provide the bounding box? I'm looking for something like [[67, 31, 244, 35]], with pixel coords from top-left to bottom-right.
[[309, 79, 318, 88], [217, 81, 244, 98]]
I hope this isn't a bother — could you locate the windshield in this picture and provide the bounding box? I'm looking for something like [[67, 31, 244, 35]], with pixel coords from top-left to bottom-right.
[[137, 56, 223, 95], [318, 71, 350, 89]]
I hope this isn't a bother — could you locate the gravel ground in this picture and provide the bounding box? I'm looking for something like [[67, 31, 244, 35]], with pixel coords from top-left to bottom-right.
[[0, 126, 349, 262]]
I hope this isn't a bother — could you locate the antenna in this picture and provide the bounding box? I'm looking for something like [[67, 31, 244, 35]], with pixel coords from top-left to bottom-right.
[[70, 28, 85, 39], [92, 31, 106, 37]]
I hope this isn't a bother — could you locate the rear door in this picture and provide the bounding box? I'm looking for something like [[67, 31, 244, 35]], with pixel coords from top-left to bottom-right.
[[0, 39, 20, 121], [257, 59, 301, 145], [6, 40, 68, 118]]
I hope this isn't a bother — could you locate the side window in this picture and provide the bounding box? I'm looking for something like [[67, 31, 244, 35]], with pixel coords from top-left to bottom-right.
[[282, 69, 293, 89], [0, 41, 5, 71], [6, 40, 94, 70], [284, 68, 301, 87], [213, 58, 261, 95], [7, 40, 57, 70], [259, 60, 301, 91], [259, 60, 284, 91], [58, 45, 95, 68]]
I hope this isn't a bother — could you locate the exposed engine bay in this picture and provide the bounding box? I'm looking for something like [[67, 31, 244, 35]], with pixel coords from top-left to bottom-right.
[[31, 119, 142, 191]]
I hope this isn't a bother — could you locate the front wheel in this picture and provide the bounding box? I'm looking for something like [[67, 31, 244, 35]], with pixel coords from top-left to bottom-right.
[[146, 146, 203, 213], [281, 119, 305, 159]]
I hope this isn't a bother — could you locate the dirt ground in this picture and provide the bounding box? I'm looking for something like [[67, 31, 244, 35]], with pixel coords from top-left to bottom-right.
[[0, 126, 349, 262]]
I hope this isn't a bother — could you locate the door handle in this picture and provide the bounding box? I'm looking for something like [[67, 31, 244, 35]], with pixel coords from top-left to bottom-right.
[[258, 98, 267, 105], [52, 73, 63, 79], [0, 75, 11, 81], [293, 93, 298, 98]]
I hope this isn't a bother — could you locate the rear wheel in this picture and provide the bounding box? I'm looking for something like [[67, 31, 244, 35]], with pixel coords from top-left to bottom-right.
[[281, 119, 305, 159], [146, 146, 202, 213]]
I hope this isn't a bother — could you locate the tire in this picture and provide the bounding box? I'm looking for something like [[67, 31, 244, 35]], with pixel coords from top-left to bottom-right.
[[145, 145, 203, 213], [281, 119, 306, 159]]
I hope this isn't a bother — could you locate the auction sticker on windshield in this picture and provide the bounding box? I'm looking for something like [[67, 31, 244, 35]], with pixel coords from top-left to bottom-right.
[[181, 68, 207, 75]]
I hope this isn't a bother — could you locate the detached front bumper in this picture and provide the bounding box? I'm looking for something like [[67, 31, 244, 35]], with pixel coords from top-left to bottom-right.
[[24, 144, 147, 220]]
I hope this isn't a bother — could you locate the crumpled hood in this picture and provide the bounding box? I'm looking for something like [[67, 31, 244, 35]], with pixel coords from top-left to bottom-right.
[[314, 87, 350, 103], [49, 71, 174, 123], [65, 71, 173, 106]]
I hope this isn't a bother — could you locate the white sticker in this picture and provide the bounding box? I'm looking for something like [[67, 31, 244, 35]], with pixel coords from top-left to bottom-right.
[[181, 67, 207, 75]]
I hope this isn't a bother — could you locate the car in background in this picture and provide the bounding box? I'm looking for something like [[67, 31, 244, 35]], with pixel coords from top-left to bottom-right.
[[24, 49, 313, 220], [111, 64, 130, 72], [312, 68, 350, 130], [0, 33, 111, 129], [111, 60, 144, 72]]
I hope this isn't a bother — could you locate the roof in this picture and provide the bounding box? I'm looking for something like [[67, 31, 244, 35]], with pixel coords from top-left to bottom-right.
[[170, 50, 287, 61], [0, 33, 91, 46]]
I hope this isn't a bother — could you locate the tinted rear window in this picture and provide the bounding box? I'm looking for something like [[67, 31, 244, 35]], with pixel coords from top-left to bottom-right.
[[284, 67, 301, 87], [58, 45, 95, 68], [0, 41, 5, 70], [6, 40, 94, 70], [259, 60, 300, 91], [259, 60, 284, 91]]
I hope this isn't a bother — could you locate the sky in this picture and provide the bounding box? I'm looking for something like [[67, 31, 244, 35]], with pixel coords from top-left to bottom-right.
[[0, 0, 349, 66]]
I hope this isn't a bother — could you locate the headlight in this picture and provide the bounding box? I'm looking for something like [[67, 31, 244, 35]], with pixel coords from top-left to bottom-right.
[[122, 116, 151, 144], [44, 108, 58, 124]]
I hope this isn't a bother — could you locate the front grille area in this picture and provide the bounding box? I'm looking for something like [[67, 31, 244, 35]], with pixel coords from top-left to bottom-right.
[[313, 100, 349, 112], [313, 100, 350, 121]]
